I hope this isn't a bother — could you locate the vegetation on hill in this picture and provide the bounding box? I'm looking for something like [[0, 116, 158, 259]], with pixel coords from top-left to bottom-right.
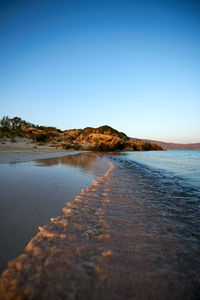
[[0, 116, 163, 152], [0, 116, 38, 139]]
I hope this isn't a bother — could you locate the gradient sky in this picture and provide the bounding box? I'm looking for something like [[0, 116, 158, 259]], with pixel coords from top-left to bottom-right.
[[0, 0, 199, 143]]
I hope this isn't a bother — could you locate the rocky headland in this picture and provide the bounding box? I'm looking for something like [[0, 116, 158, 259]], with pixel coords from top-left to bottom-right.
[[0, 116, 162, 152]]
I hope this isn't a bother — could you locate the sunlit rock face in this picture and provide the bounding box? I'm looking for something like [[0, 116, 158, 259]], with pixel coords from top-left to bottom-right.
[[20, 124, 162, 151], [0, 116, 163, 151]]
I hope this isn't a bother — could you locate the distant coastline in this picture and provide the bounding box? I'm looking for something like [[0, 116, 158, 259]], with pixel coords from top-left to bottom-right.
[[134, 138, 200, 150]]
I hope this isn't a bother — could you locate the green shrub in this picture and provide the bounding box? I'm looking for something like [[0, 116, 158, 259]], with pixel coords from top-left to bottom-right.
[[31, 133, 47, 142], [97, 126, 129, 140], [11, 137, 16, 143], [0, 130, 12, 138], [36, 134, 47, 142], [97, 125, 118, 135], [132, 143, 138, 151], [118, 131, 129, 140], [142, 143, 152, 151], [0, 131, 5, 138], [151, 143, 163, 150]]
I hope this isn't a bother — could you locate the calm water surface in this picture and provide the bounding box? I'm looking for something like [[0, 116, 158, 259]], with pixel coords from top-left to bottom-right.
[[122, 150, 200, 188], [105, 150, 200, 299], [0, 152, 107, 273]]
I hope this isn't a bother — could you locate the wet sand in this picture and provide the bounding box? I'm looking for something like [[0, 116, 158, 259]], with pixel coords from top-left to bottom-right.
[[0, 151, 76, 164], [0, 152, 106, 275], [0, 159, 114, 300]]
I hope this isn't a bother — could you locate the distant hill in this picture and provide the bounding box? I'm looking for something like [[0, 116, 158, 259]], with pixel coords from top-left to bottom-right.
[[132, 138, 200, 150]]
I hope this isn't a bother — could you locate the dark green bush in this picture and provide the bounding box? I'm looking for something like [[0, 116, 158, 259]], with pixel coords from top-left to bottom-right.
[[142, 142, 152, 151], [36, 134, 47, 142], [118, 131, 129, 140], [97, 125, 118, 135], [31, 133, 47, 142], [97, 126, 129, 140], [132, 143, 138, 151], [0, 130, 12, 138], [151, 143, 163, 150]]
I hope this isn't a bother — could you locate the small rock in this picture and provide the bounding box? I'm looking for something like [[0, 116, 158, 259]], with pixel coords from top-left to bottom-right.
[[96, 233, 111, 241], [81, 262, 95, 269], [102, 250, 112, 257]]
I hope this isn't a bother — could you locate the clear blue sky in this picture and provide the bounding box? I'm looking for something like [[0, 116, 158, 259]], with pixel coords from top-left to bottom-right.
[[0, 0, 199, 143]]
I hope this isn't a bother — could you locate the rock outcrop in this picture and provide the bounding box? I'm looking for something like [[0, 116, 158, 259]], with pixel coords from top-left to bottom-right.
[[22, 125, 162, 151], [0, 116, 163, 151]]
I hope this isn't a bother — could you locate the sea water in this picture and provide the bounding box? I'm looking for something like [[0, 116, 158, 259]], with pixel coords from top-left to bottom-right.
[[117, 150, 200, 188]]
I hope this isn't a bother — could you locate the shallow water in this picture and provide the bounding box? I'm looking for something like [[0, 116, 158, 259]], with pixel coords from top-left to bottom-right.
[[122, 150, 200, 188], [0, 151, 200, 299], [0, 152, 107, 273]]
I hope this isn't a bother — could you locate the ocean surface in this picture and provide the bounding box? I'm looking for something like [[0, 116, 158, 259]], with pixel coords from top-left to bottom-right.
[[0, 150, 200, 299], [117, 150, 200, 188]]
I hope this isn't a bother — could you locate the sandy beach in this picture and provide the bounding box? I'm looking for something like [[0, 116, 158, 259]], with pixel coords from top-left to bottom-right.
[[0, 137, 65, 152], [0, 137, 78, 163]]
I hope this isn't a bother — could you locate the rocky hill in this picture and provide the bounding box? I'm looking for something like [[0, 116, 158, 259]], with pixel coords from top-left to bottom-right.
[[0, 116, 162, 152], [134, 138, 200, 150]]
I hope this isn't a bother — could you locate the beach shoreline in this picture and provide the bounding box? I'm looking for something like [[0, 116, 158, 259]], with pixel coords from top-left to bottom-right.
[[0, 152, 105, 275], [0, 156, 113, 299], [0, 137, 66, 152], [0, 137, 82, 163], [0, 151, 78, 164]]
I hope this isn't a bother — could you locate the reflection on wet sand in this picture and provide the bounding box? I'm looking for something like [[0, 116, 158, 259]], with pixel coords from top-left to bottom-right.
[[0, 158, 115, 300], [35, 152, 104, 173]]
